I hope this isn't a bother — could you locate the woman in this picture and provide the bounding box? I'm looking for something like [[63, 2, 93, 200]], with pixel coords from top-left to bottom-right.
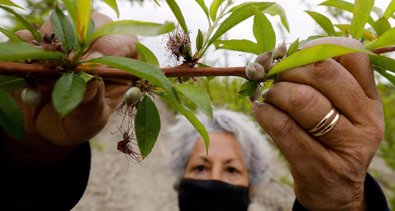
[[169, 110, 272, 211]]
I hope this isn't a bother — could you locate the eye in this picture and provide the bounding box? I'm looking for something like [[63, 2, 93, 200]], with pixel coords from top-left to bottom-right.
[[194, 165, 207, 172], [227, 167, 239, 174]]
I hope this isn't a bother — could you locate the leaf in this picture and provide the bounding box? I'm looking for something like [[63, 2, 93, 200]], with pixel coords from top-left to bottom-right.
[[365, 27, 395, 50], [135, 95, 161, 158], [209, 2, 274, 44], [287, 38, 299, 56], [165, 0, 188, 32], [305, 11, 337, 36], [263, 3, 290, 32], [253, 11, 275, 53], [135, 43, 159, 66], [61, 0, 77, 26], [0, 5, 42, 42], [103, 0, 119, 18], [196, 29, 204, 51], [0, 0, 23, 9], [0, 27, 23, 42], [51, 6, 77, 53], [175, 83, 213, 119], [52, 73, 87, 117], [159, 93, 210, 151], [88, 20, 175, 43], [89, 56, 178, 100], [0, 89, 24, 141], [0, 43, 64, 61], [238, 81, 258, 97], [214, 39, 260, 54], [0, 76, 25, 92], [209, 0, 225, 21], [76, 0, 92, 43], [350, 0, 374, 39], [269, 44, 374, 76], [370, 55, 395, 74], [373, 17, 391, 36], [375, 67, 395, 85], [384, 0, 395, 19], [195, 0, 210, 22]]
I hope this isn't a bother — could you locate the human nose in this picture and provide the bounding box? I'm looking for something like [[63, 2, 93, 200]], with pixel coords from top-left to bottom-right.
[[209, 165, 224, 181]]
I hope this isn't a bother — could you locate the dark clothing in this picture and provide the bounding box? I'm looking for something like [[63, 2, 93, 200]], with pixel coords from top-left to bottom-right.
[[0, 133, 390, 210], [293, 173, 390, 211]]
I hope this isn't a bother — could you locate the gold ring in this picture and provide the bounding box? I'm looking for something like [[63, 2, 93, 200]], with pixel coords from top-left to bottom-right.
[[308, 108, 340, 137]]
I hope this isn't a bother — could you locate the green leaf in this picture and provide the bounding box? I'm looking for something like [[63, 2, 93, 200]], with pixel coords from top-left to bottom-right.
[[209, 2, 274, 44], [253, 11, 275, 53], [269, 44, 374, 76], [214, 39, 260, 54], [135, 95, 161, 158], [209, 0, 225, 21], [51, 6, 77, 53], [365, 27, 395, 50], [0, 43, 64, 61], [88, 20, 175, 43], [196, 29, 204, 51], [76, 0, 92, 43], [195, 0, 210, 22], [370, 55, 395, 74], [103, 0, 119, 18], [61, 0, 77, 26], [375, 67, 395, 85], [305, 11, 337, 36], [175, 83, 213, 119], [238, 81, 258, 97], [0, 0, 23, 9], [373, 17, 391, 36], [350, 0, 374, 39], [384, 0, 395, 19], [263, 3, 290, 32], [52, 73, 87, 117], [0, 76, 25, 92], [0, 89, 24, 141], [135, 43, 159, 67], [287, 38, 299, 56], [159, 93, 210, 151], [0, 27, 23, 42], [89, 56, 178, 99], [165, 0, 188, 32], [0, 5, 42, 42]]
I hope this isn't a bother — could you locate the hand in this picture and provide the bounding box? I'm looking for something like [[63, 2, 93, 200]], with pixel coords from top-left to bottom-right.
[[253, 37, 384, 210], [2, 12, 139, 167]]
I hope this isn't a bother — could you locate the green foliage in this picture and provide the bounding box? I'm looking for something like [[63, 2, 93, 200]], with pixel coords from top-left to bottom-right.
[[135, 43, 159, 66], [0, 27, 22, 42], [0, 89, 25, 141], [165, 0, 188, 33], [0, 76, 24, 92], [135, 95, 161, 158], [306, 11, 337, 36], [350, 0, 374, 39], [52, 72, 87, 117], [238, 80, 258, 97], [175, 83, 213, 119], [51, 6, 77, 53], [102, 0, 119, 18], [0, 42, 64, 61]]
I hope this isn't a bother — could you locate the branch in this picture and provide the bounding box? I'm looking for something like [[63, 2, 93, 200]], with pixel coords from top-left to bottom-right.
[[0, 46, 393, 80]]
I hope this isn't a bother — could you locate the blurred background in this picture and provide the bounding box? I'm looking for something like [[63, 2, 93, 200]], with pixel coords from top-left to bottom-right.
[[1, 0, 394, 210]]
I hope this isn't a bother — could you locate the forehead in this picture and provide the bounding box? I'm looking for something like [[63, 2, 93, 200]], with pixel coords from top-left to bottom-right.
[[190, 132, 246, 162]]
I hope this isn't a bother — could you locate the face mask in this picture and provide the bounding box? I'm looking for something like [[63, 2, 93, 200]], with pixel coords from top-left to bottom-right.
[[178, 179, 250, 211]]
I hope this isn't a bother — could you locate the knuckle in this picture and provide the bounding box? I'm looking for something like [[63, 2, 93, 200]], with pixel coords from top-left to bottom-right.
[[309, 60, 338, 81], [288, 85, 317, 110], [273, 115, 296, 137]]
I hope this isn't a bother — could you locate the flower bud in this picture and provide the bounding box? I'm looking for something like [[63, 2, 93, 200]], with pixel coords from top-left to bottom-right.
[[245, 62, 266, 81], [124, 87, 142, 107], [20, 87, 42, 107], [254, 51, 273, 70], [273, 43, 287, 59]]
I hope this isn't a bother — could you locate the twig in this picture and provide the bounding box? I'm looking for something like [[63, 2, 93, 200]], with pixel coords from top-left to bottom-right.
[[0, 46, 394, 80]]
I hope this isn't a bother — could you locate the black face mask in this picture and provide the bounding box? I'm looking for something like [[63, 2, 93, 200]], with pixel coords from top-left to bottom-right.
[[178, 179, 250, 211]]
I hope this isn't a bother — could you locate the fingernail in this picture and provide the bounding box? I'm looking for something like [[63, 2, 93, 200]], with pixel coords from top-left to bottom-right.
[[84, 52, 104, 60]]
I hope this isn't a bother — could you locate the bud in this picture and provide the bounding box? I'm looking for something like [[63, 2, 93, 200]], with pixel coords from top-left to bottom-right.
[[273, 43, 287, 59], [245, 62, 266, 81], [20, 87, 42, 107], [124, 87, 142, 107], [254, 51, 273, 70]]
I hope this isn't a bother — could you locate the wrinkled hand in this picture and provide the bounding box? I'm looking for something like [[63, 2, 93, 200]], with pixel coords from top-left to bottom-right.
[[3, 12, 139, 167], [253, 37, 384, 210]]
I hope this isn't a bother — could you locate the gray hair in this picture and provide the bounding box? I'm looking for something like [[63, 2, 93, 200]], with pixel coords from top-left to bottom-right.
[[169, 109, 272, 189]]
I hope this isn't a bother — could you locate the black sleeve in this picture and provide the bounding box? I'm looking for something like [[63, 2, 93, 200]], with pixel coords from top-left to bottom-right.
[[292, 173, 390, 211], [0, 139, 91, 211]]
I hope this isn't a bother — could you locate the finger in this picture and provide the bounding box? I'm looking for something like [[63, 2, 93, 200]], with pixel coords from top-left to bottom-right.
[[304, 37, 379, 100], [91, 12, 113, 29], [83, 34, 139, 59], [252, 102, 327, 167], [103, 79, 129, 111], [15, 30, 34, 43], [264, 82, 356, 147], [276, 59, 371, 124]]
